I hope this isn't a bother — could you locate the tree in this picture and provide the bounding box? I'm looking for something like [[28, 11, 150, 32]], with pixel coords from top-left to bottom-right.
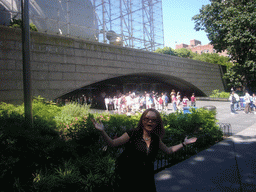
[[174, 48, 196, 59], [9, 19, 38, 32], [155, 46, 232, 68], [193, 53, 232, 68], [192, 0, 256, 91], [155, 47, 176, 56]]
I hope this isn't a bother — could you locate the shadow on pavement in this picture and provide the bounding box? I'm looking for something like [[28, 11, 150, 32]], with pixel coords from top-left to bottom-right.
[[155, 126, 256, 192]]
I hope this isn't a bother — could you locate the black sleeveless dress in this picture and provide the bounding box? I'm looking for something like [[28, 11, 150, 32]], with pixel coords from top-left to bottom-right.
[[114, 128, 160, 192]]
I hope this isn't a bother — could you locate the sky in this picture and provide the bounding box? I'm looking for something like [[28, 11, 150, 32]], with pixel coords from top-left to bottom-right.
[[162, 0, 211, 49]]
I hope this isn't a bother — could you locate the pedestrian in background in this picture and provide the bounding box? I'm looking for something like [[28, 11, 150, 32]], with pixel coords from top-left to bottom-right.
[[164, 93, 169, 111], [191, 93, 196, 107], [244, 91, 252, 114], [105, 96, 109, 111], [251, 93, 256, 114], [172, 93, 177, 112], [229, 91, 237, 114], [182, 96, 189, 108], [158, 96, 163, 111], [234, 92, 240, 111], [176, 92, 181, 111]]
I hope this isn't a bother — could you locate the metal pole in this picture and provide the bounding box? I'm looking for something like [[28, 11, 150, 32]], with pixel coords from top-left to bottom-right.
[[102, 0, 106, 43], [67, 0, 70, 37], [120, 0, 123, 42], [22, 0, 33, 129]]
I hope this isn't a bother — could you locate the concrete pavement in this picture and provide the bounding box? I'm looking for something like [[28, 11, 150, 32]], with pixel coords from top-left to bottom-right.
[[155, 101, 256, 192]]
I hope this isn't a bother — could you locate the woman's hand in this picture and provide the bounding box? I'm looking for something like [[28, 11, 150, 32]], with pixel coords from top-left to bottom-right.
[[91, 118, 104, 131], [184, 136, 197, 145]]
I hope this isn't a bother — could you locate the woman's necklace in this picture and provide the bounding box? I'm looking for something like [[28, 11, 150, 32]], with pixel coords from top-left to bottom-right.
[[144, 136, 151, 141]]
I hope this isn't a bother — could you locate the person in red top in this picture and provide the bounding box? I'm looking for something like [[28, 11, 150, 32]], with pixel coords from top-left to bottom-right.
[[182, 96, 189, 108], [158, 96, 163, 111], [191, 93, 196, 107]]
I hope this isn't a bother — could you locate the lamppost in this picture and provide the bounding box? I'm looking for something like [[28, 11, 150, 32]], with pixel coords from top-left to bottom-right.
[[22, 0, 33, 129]]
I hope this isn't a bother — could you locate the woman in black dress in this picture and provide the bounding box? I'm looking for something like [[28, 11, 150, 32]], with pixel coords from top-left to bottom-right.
[[91, 108, 197, 192]]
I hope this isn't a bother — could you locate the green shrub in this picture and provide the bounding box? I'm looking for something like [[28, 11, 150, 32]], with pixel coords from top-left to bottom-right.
[[210, 89, 230, 98], [9, 18, 38, 31], [158, 108, 222, 163], [54, 102, 91, 130], [0, 97, 224, 191], [32, 160, 85, 192]]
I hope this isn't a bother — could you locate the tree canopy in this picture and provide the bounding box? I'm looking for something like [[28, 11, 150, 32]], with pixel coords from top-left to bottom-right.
[[174, 48, 196, 59], [155, 46, 176, 56], [192, 0, 256, 91], [154, 46, 231, 67], [193, 53, 232, 68]]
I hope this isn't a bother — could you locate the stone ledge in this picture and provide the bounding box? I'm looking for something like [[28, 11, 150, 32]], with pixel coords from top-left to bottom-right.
[[197, 97, 229, 102]]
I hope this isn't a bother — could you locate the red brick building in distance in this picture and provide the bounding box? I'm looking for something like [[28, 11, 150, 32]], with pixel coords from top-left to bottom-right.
[[175, 39, 229, 57]]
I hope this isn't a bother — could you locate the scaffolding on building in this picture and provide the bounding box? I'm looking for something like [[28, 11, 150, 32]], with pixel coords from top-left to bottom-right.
[[92, 0, 164, 51], [0, 0, 164, 51]]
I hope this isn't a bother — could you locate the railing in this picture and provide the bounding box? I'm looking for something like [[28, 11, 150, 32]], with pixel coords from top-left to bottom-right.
[[154, 123, 233, 173], [217, 123, 232, 137]]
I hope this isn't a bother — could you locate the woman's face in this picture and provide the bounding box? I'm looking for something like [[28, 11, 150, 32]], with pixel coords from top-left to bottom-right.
[[142, 111, 158, 133]]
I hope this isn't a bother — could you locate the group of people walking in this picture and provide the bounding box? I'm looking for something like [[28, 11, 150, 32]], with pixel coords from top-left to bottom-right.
[[229, 90, 256, 114], [104, 90, 196, 114]]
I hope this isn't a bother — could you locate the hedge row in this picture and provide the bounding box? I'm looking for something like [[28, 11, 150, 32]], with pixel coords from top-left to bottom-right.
[[0, 97, 223, 191]]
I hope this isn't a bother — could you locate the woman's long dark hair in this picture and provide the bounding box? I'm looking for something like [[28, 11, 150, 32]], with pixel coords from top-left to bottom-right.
[[135, 108, 165, 139]]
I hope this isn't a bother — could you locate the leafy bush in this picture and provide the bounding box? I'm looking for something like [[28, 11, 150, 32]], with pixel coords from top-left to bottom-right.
[[0, 97, 223, 191], [157, 108, 222, 164], [54, 102, 90, 127], [32, 160, 85, 192], [9, 18, 38, 31], [210, 89, 230, 98]]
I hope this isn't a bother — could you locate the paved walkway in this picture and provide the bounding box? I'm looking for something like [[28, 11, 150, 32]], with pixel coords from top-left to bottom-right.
[[155, 101, 256, 192]]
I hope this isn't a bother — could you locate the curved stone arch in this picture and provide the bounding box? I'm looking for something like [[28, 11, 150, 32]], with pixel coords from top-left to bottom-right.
[[132, 72, 206, 96], [58, 72, 206, 99]]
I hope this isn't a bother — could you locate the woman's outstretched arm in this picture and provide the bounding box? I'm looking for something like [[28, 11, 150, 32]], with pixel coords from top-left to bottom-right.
[[91, 118, 130, 147], [159, 137, 197, 155]]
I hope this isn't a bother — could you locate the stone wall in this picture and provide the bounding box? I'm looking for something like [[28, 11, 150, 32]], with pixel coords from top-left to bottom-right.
[[0, 25, 225, 104]]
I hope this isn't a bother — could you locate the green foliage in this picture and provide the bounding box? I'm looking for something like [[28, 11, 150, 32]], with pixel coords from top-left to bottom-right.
[[0, 97, 223, 191], [174, 48, 196, 59], [155, 46, 176, 56], [32, 96, 61, 129], [162, 108, 221, 147], [32, 160, 85, 192], [193, 53, 232, 68], [54, 102, 91, 129], [0, 102, 24, 118], [9, 18, 38, 32], [192, 0, 256, 90], [30, 23, 38, 32], [209, 89, 230, 98], [155, 46, 232, 69]]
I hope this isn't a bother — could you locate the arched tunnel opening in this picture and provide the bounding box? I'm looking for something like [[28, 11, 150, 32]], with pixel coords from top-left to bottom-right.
[[56, 73, 206, 109]]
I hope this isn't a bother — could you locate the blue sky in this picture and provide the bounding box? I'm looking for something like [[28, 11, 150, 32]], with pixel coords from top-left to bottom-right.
[[162, 0, 211, 49]]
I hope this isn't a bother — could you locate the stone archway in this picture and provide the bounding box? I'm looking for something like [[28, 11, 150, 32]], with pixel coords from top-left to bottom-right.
[[57, 73, 206, 108]]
